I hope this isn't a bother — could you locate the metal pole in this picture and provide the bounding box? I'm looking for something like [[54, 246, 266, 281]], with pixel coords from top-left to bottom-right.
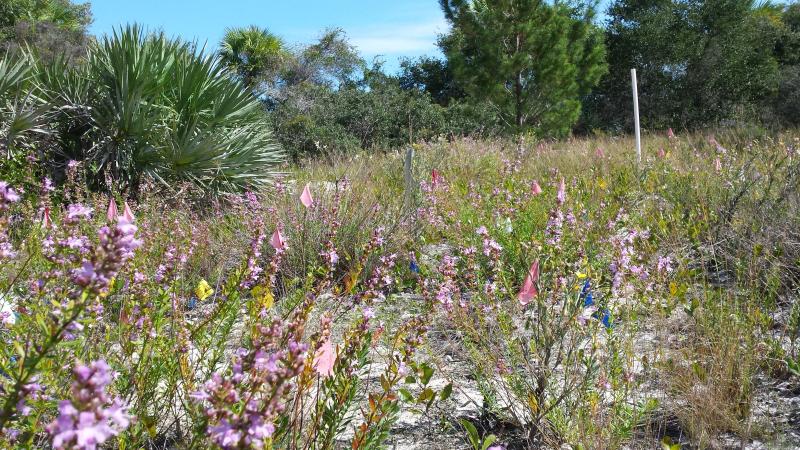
[[403, 147, 415, 211], [631, 68, 641, 165]]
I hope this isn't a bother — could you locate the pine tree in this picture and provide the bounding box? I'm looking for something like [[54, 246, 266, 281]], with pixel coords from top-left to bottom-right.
[[439, 0, 607, 137]]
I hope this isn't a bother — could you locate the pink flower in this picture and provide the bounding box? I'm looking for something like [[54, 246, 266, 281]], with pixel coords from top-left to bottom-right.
[[269, 228, 285, 251], [313, 338, 336, 378], [531, 180, 542, 195], [667, 128, 675, 139], [300, 184, 314, 208], [714, 157, 722, 172], [657, 148, 666, 158], [595, 147, 605, 158], [518, 261, 540, 306], [106, 198, 118, 222]]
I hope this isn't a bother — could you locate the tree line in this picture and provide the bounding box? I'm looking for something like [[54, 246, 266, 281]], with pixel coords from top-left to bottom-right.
[[3, 0, 800, 160]]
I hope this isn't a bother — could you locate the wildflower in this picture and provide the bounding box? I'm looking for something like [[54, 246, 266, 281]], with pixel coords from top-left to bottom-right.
[[595, 147, 605, 158], [362, 307, 375, 320], [497, 216, 513, 234], [106, 198, 118, 222], [75, 217, 141, 292], [577, 305, 598, 326], [531, 180, 542, 195], [518, 261, 540, 306], [714, 157, 722, 172], [482, 238, 502, 257], [657, 148, 666, 158], [322, 249, 339, 265], [657, 255, 673, 274], [47, 360, 131, 450], [42, 177, 55, 192], [72, 262, 96, 287], [0, 182, 20, 208], [300, 183, 314, 208], [409, 260, 419, 274], [557, 178, 566, 205], [667, 128, 675, 139], [66, 204, 93, 220], [0, 297, 16, 326], [709, 136, 727, 154]]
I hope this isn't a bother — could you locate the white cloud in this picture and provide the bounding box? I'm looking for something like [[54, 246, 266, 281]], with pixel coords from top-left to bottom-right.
[[348, 18, 449, 57]]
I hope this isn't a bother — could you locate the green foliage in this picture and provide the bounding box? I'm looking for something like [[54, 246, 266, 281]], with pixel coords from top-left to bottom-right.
[[0, 0, 91, 33], [440, 0, 607, 136], [0, 0, 92, 63], [9, 25, 285, 194], [399, 56, 464, 106], [460, 418, 498, 450], [586, 0, 782, 131], [219, 25, 288, 91]]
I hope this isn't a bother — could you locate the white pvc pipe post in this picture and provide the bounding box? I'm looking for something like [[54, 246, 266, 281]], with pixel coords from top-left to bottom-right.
[[631, 68, 641, 166]]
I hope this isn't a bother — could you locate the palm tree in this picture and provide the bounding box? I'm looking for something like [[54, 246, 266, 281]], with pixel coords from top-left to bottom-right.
[[3, 25, 285, 195], [219, 25, 287, 91]]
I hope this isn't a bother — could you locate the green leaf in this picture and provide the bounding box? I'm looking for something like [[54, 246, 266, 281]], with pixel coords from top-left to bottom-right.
[[440, 382, 453, 401], [420, 364, 434, 385], [399, 388, 414, 402], [481, 434, 498, 450], [459, 418, 480, 449], [418, 387, 434, 403]]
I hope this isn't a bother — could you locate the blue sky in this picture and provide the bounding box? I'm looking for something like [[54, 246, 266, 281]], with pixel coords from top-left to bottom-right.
[[88, 0, 449, 73]]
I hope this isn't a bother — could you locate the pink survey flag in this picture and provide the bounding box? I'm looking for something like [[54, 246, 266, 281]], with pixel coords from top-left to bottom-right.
[[531, 180, 543, 195], [300, 184, 314, 208], [123, 202, 135, 222], [314, 338, 336, 378], [431, 169, 441, 187], [270, 228, 285, 251], [518, 260, 540, 306], [107, 197, 118, 222], [43, 206, 52, 229], [557, 178, 566, 205]]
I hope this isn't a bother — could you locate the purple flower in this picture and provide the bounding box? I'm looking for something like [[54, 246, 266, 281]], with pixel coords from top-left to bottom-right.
[[72, 262, 96, 287], [362, 307, 375, 320], [0, 182, 21, 207], [48, 360, 131, 450], [66, 204, 93, 220]]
